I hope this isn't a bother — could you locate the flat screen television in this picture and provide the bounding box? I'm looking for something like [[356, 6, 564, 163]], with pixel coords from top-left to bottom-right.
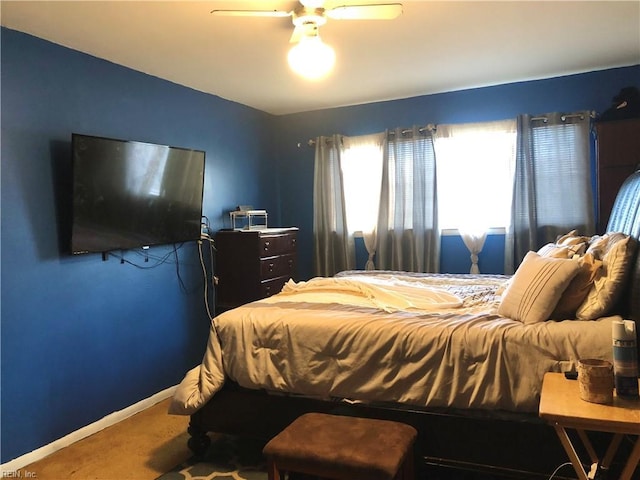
[[71, 133, 205, 255]]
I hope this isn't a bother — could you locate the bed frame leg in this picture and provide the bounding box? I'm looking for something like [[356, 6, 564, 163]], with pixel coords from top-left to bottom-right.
[[187, 421, 211, 457]]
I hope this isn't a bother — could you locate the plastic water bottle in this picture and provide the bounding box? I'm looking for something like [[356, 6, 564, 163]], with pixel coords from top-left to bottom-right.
[[612, 319, 639, 398]]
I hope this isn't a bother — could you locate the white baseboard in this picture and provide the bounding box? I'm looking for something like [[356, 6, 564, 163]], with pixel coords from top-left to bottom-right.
[[1, 385, 177, 472]]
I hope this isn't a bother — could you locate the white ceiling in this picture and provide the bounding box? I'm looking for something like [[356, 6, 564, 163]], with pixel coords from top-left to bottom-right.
[[2, 1, 639, 115]]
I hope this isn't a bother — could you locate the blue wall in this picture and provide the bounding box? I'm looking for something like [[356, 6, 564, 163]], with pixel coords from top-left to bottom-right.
[[0, 28, 276, 463], [2, 25, 639, 463], [273, 66, 640, 278]]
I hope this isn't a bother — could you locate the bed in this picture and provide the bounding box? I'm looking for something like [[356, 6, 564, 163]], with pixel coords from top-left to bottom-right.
[[170, 169, 640, 478]]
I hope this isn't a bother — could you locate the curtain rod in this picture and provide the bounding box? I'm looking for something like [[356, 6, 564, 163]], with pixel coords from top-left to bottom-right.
[[530, 111, 596, 122], [301, 112, 595, 147], [301, 123, 436, 148], [300, 138, 322, 148], [390, 124, 437, 136]]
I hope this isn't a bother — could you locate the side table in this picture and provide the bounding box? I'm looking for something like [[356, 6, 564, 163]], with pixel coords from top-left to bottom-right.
[[539, 372, 640, 480]]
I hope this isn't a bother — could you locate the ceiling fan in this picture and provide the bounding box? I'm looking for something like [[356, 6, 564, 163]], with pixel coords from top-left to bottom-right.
[[211, 1, 403, 43], [211, 1, 403, 80]]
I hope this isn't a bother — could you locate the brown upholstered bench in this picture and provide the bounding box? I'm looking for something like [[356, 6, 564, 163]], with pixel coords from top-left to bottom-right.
[[263, 412, 418, 480]]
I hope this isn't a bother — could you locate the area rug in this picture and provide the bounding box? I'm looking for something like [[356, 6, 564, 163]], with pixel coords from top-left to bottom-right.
[[157, 433, 505, 480], [157, 434, 268, 480]]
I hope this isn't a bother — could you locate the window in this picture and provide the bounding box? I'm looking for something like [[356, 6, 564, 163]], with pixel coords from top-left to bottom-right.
[[314, 112, 593, 275], [434, 120, 517, 232], [340, 133, 384, 235], [529, 121, 592, 227], [340, 121, 517, 235]]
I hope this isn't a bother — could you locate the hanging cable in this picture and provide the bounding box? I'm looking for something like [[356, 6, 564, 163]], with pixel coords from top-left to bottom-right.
[[198, 239, 214, 321], [198, 216, 217, 322], [107, 244, 185, 268], [546, 462, 573, 480]]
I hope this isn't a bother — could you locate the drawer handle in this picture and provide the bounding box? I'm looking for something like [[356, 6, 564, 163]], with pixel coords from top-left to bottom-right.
[[288, 259, 293, 268], [268, 262, 275, 272], [263, 241, 270, 252]]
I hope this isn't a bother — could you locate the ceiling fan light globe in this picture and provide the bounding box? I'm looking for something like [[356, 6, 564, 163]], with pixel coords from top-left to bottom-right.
[[288, 36, 335, 80]]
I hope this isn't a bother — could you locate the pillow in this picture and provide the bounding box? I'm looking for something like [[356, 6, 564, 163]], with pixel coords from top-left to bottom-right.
[[498, 251, 581, 324], [556, 229, 579, 243], [556, 230, 590, 249], [576, 233, 637, 319], [550, 252, 603, 319], [538, 230, 588, 259], [585, 234, 608, 258], [537, 243, 577, 259]]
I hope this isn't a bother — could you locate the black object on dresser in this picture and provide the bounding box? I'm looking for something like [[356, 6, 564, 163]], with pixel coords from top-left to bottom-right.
[[215, 227, 298, 311]]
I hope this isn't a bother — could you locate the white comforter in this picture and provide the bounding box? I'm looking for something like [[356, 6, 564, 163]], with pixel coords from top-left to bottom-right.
[[170, 272, 616, 415]]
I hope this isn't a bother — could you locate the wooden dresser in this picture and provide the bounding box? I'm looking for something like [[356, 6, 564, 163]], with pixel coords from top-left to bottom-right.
[[595, 118, 640, 233], [215, 227, 298, 311]]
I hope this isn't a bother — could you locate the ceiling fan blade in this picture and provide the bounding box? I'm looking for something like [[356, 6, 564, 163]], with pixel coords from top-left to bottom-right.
[[326, 3, 403, 20], [210, 9, 291, 18], [300, 0, 326, 7]]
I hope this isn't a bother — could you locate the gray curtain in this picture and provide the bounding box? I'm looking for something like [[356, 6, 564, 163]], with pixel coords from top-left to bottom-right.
[[505, 111, 595, 273], [313, 135, 355, 276], [376, 126, 440, 272]]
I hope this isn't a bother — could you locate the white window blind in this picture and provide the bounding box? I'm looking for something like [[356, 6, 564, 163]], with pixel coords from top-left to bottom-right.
[[530, 121, 592, 227]]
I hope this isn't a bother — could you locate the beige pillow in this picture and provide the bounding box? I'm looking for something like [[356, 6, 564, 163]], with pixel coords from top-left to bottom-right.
[[538, 243, 576, 259], [576, 233, 637, 319], [556, 230, 589, 255], [538, 231, 588, 259], [585, 235, 608, 258], [551, 252, 603, 319], [556, 229, 579, 243], [557, 230, 590, 248], [498, 251, 581, 324]]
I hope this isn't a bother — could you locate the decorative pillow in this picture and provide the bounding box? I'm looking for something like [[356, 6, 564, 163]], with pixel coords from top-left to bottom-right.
[[537, 243, 576, 259], [585, 234, 608, 258], [555, 230, 589, 255], [556, 229, 579, 243], [538, 231, 588, 259], [576, 233, 637, 319], [498, 251, 581, 324], [550, 252, 603, 319]]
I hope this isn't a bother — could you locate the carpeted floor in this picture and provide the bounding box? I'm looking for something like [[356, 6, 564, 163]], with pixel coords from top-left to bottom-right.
[[19, 398, 192, 480], [16, 397, 565, 480]]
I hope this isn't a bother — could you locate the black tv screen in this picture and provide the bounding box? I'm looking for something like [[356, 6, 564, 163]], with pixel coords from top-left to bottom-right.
[[71, 134, 205, 254]]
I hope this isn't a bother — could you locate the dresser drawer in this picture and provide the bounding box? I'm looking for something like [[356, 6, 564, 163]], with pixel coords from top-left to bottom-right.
[[260, 254, 296, 279], [259, 232, 297, 257], [260, 275, 290, 298]]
